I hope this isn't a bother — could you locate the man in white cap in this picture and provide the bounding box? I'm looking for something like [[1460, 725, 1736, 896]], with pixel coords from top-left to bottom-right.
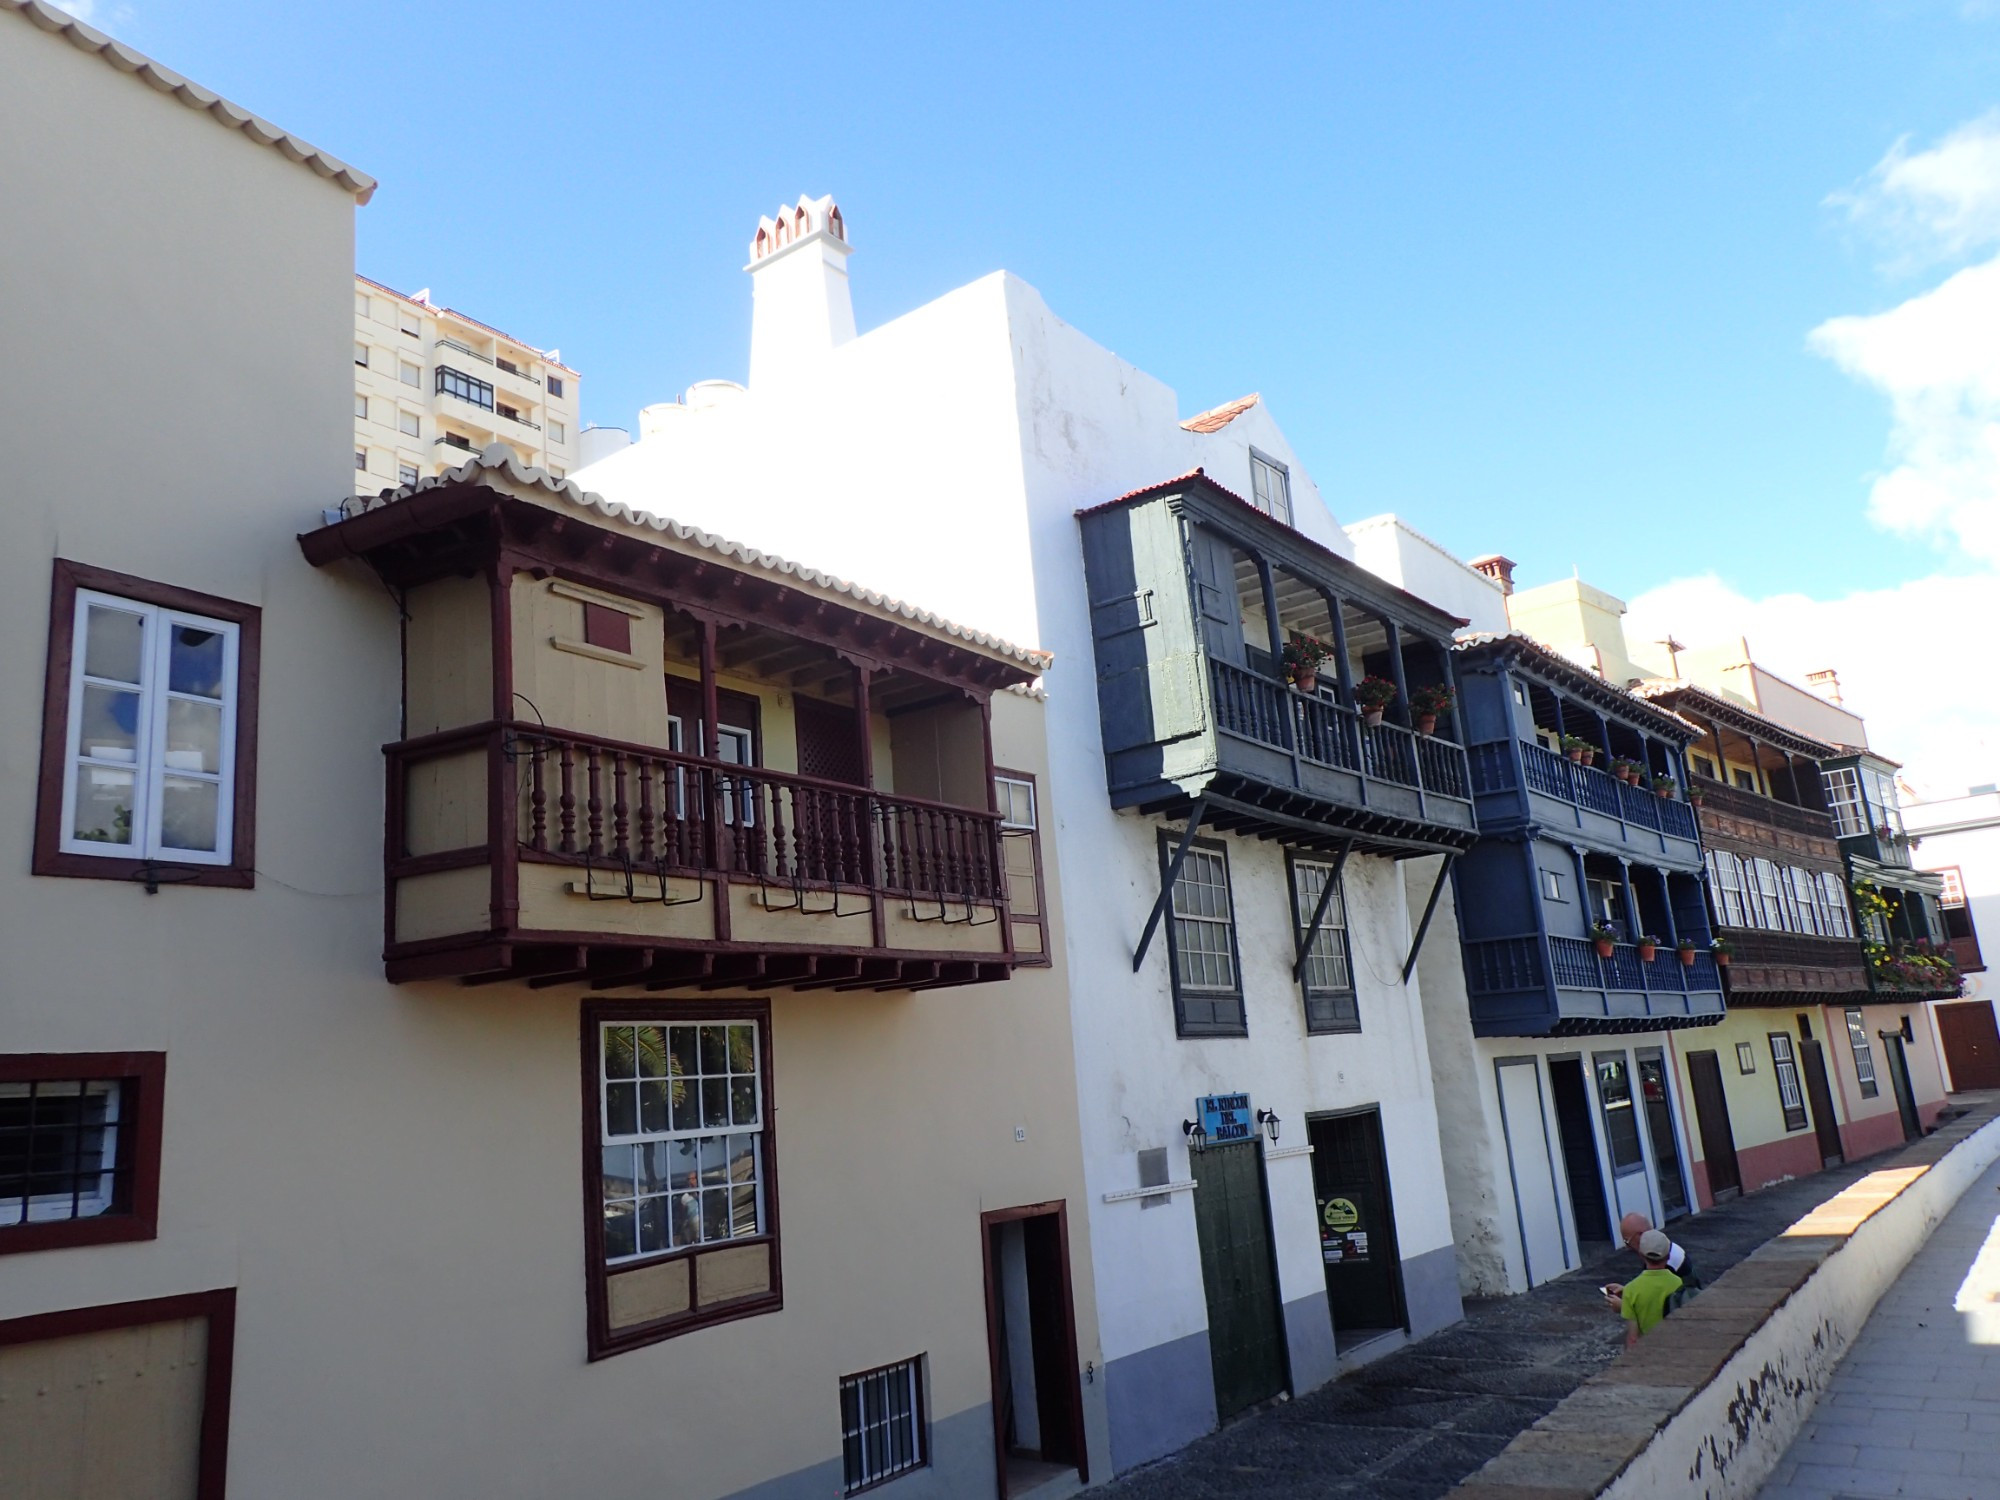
[[1616, 1229, 1684, 1345], [1617, 1212, 1699, 1289]]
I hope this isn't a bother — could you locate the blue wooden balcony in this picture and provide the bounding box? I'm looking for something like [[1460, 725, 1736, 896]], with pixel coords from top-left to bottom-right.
[[1460, 931, 1725, 1037], [1467, 737, 1702, 868]]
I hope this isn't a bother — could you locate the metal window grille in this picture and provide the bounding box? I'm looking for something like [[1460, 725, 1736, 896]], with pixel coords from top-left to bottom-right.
[[1248, 452, 1293, 526], [840, 1357, 926, 1493], [434, 365, 495, 411], [1845, 1008, 1879, 1098], [1293, 860, 1353, 996], [0, 1079, 125, 1226], [1171, 847, 1237, 993], [1769, 1033, 1807, 1129], [599, 1022, 763, 1264]]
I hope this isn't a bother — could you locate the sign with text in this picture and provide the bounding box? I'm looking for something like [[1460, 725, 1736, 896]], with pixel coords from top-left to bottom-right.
[[1198, 1092, 1253, 1145]]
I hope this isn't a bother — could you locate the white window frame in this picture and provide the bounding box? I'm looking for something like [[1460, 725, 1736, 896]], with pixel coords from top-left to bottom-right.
[[1293, 857, 1353, 995], [840, 1356, 927, 1493], [1769, 1031, 1805, 1123], [1823, 766, 1866, 837], [549, 420, 567, 444], [1248, 450, 1293, 526], [354, 341, 369, 368], [399, 360, 421, 388], [597, 1020, 765, 1265], [994, 775, 1036, 830], [1540, 867, 1565, 902], [1940, 867, 1967, 908], [354, 393, 368, 420], [0, 1079, 120, 1224], [1707, 850, 1746, 928], [59, 589, 240, 866], [399, 409, 421, 438], [1171, 845, 1238, 994], [1845, 1008, 1879, 1098]]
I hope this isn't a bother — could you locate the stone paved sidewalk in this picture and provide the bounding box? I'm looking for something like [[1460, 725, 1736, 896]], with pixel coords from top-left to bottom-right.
[[1757, 1153, 2000, 1500], [1093, 1102, 1998, 1500]]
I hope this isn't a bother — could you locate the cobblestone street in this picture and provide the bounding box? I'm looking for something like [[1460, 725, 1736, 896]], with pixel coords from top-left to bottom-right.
[[1094, 1116, 1992, 1500]]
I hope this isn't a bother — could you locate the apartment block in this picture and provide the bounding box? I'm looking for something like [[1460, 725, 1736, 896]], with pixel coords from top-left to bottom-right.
[[352, 276, 579, 489]]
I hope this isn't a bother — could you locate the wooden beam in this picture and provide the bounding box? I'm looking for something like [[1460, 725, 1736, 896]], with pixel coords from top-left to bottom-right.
[[1134, 797, 1208, 973]]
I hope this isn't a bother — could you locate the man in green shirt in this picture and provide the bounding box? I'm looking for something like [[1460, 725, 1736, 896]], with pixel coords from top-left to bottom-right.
[[1619, 1229, 1685, 1345]]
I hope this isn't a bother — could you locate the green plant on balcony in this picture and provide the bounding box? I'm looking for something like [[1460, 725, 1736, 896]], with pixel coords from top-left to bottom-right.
[[1866, 940, 1960, 993], [1560, 732, 1590, 763], [1675, 935, 1698, 967], [1282, 631, 1334, 693], [1589, 921, 1618, 958], [1709, 935, 1732, 966], [1409, 682, 1455, 736], [1635, 933, 1661, 962], [1353, 674, 1398, 727], [1852, 880, 1896, 926], [1652, 776, 1678, 801], [1610, 757, 1641, 784]]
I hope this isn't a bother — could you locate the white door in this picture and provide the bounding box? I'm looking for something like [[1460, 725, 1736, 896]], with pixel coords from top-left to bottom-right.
[[1496, 1059, 1569, 1287]]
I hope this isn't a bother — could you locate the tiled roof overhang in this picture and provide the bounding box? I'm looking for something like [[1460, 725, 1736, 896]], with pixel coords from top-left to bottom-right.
[[6, 0, 375, 202], [301, 446, 1052, 680], [1076, 470, 1470, 635], [1455, 633, 1701, 742], [1632, 681, 1839, 759]]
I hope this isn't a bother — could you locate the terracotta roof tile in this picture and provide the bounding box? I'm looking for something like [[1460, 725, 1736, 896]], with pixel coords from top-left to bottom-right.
[[1179, 392, 1261, 433]]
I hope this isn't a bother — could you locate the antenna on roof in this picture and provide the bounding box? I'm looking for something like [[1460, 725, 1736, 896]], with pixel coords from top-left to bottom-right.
[[1658, 637, 1685, 680]]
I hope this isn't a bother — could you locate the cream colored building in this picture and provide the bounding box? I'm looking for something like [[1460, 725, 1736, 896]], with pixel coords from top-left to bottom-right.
[[0, 7, 1102, 1499], [353, 276, 580, 488]]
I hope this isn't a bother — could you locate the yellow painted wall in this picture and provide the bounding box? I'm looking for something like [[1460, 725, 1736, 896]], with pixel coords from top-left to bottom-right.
[[512, 575, 670, 749], [404, 573, 492, 735]]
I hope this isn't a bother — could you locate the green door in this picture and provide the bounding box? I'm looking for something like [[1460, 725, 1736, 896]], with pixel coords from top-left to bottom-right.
[[1191, 1141, 1288, 1419]]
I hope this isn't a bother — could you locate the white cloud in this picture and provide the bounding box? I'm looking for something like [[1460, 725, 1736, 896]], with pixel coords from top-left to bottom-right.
[[1623, 572, 2000, 797], [1809, 256, 2000, 562], [1833, 110, 2000, 266], [48, 0, 97, 19]]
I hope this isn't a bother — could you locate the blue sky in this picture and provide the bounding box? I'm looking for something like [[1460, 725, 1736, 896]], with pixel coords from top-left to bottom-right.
[[87, 0, 1995, 599]]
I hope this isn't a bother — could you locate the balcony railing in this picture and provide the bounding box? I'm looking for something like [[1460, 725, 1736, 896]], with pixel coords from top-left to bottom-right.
[[1516, 740, 1699, 842], [431, 337, 546, 388], [1208, 659, 1470, 801], [1691, 777, 1835, 840], [1547, 935, 1720, 993], [1715, 929, 1864, 970], [508, 726, 1003, 903], [1946, 935, 1986, 974]]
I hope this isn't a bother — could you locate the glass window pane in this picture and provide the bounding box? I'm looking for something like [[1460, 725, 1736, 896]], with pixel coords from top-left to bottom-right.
[[727, 1024, 755, 1075], [71, 767, 136, 846], [635, 1026, 666, 1077], [639, 1080, 669, 1133], [603, 1201, 637, 1260], [671, 1073, 701, 1132], [637, 1195, 669, 1255], [731, 1076, 757, 1126], [163, 698, 222, 774], [601, 1146, 635, 1200], [638, 1141, 668, 1196], [700, 1188, 729, 1243], [78, 685, 141, 762], [702, 1078, 730, 1129], [699, 1136, 728, 1186], [84, 605, 145, 684], [731, 1182, 759, 1238], [699, 1025, 728, 1075], [606, 1082, 637, 1137], [603, 1026, 635, 1081], [159, 777, 219, 852], [167, 626, 225, 698], [672, 1181, 701, 1249], [669, 1025, 698, 1082]]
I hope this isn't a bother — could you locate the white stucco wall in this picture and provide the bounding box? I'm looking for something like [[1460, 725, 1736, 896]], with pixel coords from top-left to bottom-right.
[[1344, 515, 1512, 637]]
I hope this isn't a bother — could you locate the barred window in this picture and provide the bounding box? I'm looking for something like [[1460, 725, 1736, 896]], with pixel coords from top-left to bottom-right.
[[599, 1022, 764, 1263], [1768, 1032, 1807, 1131], [0, 1055, 163, 1255], [841, 1357, 927, 1493], [1845, 1008, 1879, 1099]]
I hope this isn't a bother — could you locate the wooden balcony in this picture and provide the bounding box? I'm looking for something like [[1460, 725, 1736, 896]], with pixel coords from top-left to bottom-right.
[[1693, 778, 1837, 842], [1465, 738, 1703, 868], [1709, 928, 1870, 1004], [1459, 931, 1725, 1037]]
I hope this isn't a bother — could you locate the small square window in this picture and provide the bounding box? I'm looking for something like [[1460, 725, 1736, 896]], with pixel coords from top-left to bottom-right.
[[399, 313, 420, 338], [1693, 755, 1716, 780], [355, 292, 371, 318], [550, 420, 567, 444], [582, 602, 632, 656], [994, 776, 1036, 829], [354, 342, 369, 367], [840, 1357, 927, 1493], [1733, 768, 1756, 792], [354, 449, 367, 471], [354, 394, 368, 420], [1512, 681, 1528, 707], [548, 375, 565, 398], [400, 361, 421, 388], [398, 464, 419, 486], [1736, 1042, 1756, 1073], [399, 410, 421, 438], [1540, 868, 1565, 902], [0, 1054, 164, 1255]]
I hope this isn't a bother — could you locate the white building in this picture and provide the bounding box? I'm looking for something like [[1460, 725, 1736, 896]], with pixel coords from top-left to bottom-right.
[[1903, 786, 1999, 1088], [578, 196, 1473, 1472]]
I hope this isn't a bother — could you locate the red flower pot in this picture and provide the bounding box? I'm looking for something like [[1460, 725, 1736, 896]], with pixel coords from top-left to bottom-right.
[[1593, 938, 1615, 959], [1677, 947, 1696, 967], [1416, 713, 1438, 736], [1362, 707, 1385, 728], [1566, 747, 1584, 763], [1294, 669, 1318, 694], [1714, 951, 1730, 968], [1637, 942, 1658, 963]]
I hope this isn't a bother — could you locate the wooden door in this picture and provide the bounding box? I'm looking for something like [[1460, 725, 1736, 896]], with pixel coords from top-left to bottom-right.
[[1799, 1040, 1845, 1168], [981, 1204, 1087, 1497], [1883, 1033, 1923, 1141], [1686, 1051, 1741, 1202], [1186, 527, 1246, 668], [1548, 1058, 1612, 1243], [1309, 1112, 1406, 1343], [1937, 1002, 2000, 1090], [1191, 1142, 1287, 1420]]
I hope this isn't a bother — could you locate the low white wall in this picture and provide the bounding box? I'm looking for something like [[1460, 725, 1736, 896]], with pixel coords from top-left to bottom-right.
[[1603, 1113, 2000, 1500]]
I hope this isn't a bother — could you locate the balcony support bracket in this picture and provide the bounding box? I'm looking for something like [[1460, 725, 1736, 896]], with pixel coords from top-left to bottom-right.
[[1294, 839, 1355, 982], [1134, 796, 1208, 973], [1401, 854, 1458, 985]]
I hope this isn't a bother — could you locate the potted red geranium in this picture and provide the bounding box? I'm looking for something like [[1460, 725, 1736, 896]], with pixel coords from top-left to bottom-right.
[[1283, 631, 1334, 694], [1354, 675, 1398, 729], [1410, 683, 1455, 736]]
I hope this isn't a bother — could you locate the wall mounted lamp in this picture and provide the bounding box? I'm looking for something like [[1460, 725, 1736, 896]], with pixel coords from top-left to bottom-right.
[[1182, 1118, 1208, 1155], [1255, 1108, 1282, 1145]]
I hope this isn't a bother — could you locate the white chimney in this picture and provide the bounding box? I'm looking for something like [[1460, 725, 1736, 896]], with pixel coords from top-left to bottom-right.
[[1806, 669, 1844, 706], [745, 195, 854, 390]]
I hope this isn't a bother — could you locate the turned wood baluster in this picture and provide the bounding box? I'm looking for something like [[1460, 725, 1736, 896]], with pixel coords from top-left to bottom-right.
[[636, 759, 655, 865], [586, 747, 604, 858], [557, 742, 577, 855], [527, 736, 547, 852], [664, 764, 685, 867], [612, 753, 630, 863], [770, 779, 789, 879]]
